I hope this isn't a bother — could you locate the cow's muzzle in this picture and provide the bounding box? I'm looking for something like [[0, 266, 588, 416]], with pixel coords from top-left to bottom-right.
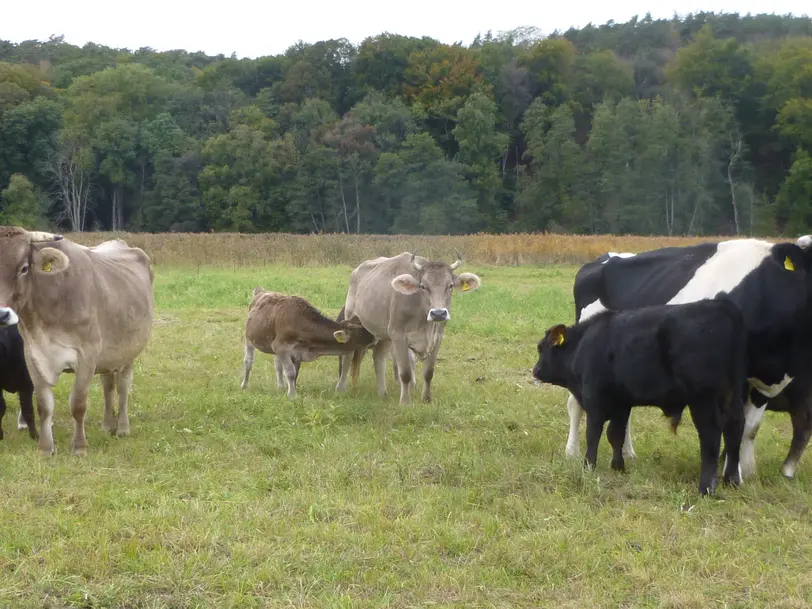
[[0, 307, 19, 327], [427, 308, 450, 322]]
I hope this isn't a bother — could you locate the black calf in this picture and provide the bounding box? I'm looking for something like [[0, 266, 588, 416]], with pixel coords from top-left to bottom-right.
[[0, 326, 37, 441], [533, 299, 747, 495]]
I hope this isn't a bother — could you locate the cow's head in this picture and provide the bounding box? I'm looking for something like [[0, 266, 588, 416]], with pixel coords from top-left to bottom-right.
[[0, 227, 67, 327], [334, 319, 376, 348], [532, 323, 573, 387], [390, 251, 481, 322]]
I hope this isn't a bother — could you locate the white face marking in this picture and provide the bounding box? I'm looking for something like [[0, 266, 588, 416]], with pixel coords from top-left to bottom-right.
[[602, 252, 636, 264], [579, 299, 607, 322], [668, 239, 773, 305], [748, 374, 794, 398], [0, 307, 19, 327], [797, 235, 812, 250]]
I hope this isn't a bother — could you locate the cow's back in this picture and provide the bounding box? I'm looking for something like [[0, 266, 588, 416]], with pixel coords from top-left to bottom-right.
[[344, 253, 419, 338]]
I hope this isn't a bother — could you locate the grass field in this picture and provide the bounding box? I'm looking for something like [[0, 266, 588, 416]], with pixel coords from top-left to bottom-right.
[[1, 261, 811, 608]]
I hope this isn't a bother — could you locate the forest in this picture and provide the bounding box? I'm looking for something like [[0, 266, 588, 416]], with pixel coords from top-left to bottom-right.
[[1, 11, 812, 237]]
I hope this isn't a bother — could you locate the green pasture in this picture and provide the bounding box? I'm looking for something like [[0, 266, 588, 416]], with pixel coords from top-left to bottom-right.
[[0, 264, 810, 608]]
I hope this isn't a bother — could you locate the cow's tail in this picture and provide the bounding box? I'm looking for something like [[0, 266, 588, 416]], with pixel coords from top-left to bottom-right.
[[336, 306, 346, 379], [350, 348, 365, 387]]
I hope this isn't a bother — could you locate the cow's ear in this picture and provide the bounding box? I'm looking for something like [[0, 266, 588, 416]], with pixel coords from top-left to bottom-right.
[[333, 330, 349, 343], [34, 247, 70, 275], [391, 273, 420, 295], [455, 272, 481, 292], [549, 324, 567, 347]]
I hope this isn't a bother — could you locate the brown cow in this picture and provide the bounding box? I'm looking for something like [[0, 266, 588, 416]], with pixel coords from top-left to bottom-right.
[[240, 287, 376, 398], [335, 252, 481, 405], [0, 227, 154, 456]]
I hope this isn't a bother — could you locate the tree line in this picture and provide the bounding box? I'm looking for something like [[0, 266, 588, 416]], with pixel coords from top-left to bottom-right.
[[1, 11, 812, 236]]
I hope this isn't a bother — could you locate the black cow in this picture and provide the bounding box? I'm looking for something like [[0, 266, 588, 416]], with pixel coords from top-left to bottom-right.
[[0, 326, 37, 441], [564, 236, 812, 481], [533, 299, 747, 495]]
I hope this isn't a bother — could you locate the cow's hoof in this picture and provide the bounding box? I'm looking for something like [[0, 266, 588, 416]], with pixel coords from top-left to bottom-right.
[[17, 422, 28, 431], [39, 446, 55, 456], [781, 461, 798, 479], [102, 421, 117, 434], [116, 427, 130, 438], [72, 447, 87, 457], [565, 445, 580, 459]]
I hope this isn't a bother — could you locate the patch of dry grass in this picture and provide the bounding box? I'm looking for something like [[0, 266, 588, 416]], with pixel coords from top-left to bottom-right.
[[63, 231, 730, 267]]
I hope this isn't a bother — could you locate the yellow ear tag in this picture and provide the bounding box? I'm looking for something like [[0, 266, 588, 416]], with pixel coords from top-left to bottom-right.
[[553, 333, 565, 346], [785, 256, 795, 272], [335, 333, 348, 344], [42, 261, 51, 272], [461, 281, 469, 291]]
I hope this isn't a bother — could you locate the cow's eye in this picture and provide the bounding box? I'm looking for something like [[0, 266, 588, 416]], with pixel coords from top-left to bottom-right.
[[419, 284, 427, 290], [19, 264, 29, 276]]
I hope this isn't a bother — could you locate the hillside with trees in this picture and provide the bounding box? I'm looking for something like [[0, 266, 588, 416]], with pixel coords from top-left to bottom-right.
[[1, 11, 811, 236]]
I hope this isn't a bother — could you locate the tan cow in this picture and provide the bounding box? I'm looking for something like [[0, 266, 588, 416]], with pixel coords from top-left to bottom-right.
[[241, 287, 376, 398], [335, 252, 481, 405], [0, 227, 154, 456]]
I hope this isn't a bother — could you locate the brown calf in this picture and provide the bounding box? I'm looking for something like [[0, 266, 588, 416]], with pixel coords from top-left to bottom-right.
[[241, 287, 376, 398]]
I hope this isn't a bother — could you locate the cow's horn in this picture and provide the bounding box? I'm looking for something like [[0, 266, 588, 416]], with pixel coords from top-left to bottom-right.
[[411, 252, 423, 272], [26, 230, 63, 243], [450, 249, 462, 270]]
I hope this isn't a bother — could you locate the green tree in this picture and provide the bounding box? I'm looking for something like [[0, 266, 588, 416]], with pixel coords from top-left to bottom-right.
[[778, 148, 812, 235], [0, 173, 47, 228], [453, 92, 509, 229]]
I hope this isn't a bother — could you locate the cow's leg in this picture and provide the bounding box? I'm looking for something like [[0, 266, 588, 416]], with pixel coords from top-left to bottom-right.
[[274, 356, 285, 390], [391, 346, 416, 392], [566, 393, 583, 458], [584, 411, 605, 471], [688, 401, 722, 496], [607, 407, 631, 472], [17, 408, 27, 431], [69, 366, 95, 456], [391, 340, 413, 406], [100, 372, 117, 434], [336, 353, 352, 392], [280, 354, 298, 399], [782, 406, 812, 479], [740, 400, 766, 479], [29, 367, 57, 456], [721, 395, 744, 487], [240, 341, 255, 390], [114, 364, 133, 438], [0, 392, 6, 440], [17, 387, 37, 441], [421, 348, 440, 403], [372, 339, 391, 398]]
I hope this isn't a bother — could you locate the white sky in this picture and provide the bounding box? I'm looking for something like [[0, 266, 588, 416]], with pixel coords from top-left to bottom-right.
[[3, 0, 810, 58]]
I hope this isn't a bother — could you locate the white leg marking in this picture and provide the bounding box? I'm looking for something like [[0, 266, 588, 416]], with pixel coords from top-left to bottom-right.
[[622, 414, 636, 459], [16, 409, 27, 431], [566, 393, 583, 458], [782, 459, 798, 479], [740, 401, 766, 479]]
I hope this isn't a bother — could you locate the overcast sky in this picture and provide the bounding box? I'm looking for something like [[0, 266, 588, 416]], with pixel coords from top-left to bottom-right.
[[3, 0, 810, 58]]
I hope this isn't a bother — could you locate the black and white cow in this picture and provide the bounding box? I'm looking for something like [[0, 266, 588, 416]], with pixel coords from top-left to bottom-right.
[[565, 236, 812, 480], [533, 299, 747, 495]]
